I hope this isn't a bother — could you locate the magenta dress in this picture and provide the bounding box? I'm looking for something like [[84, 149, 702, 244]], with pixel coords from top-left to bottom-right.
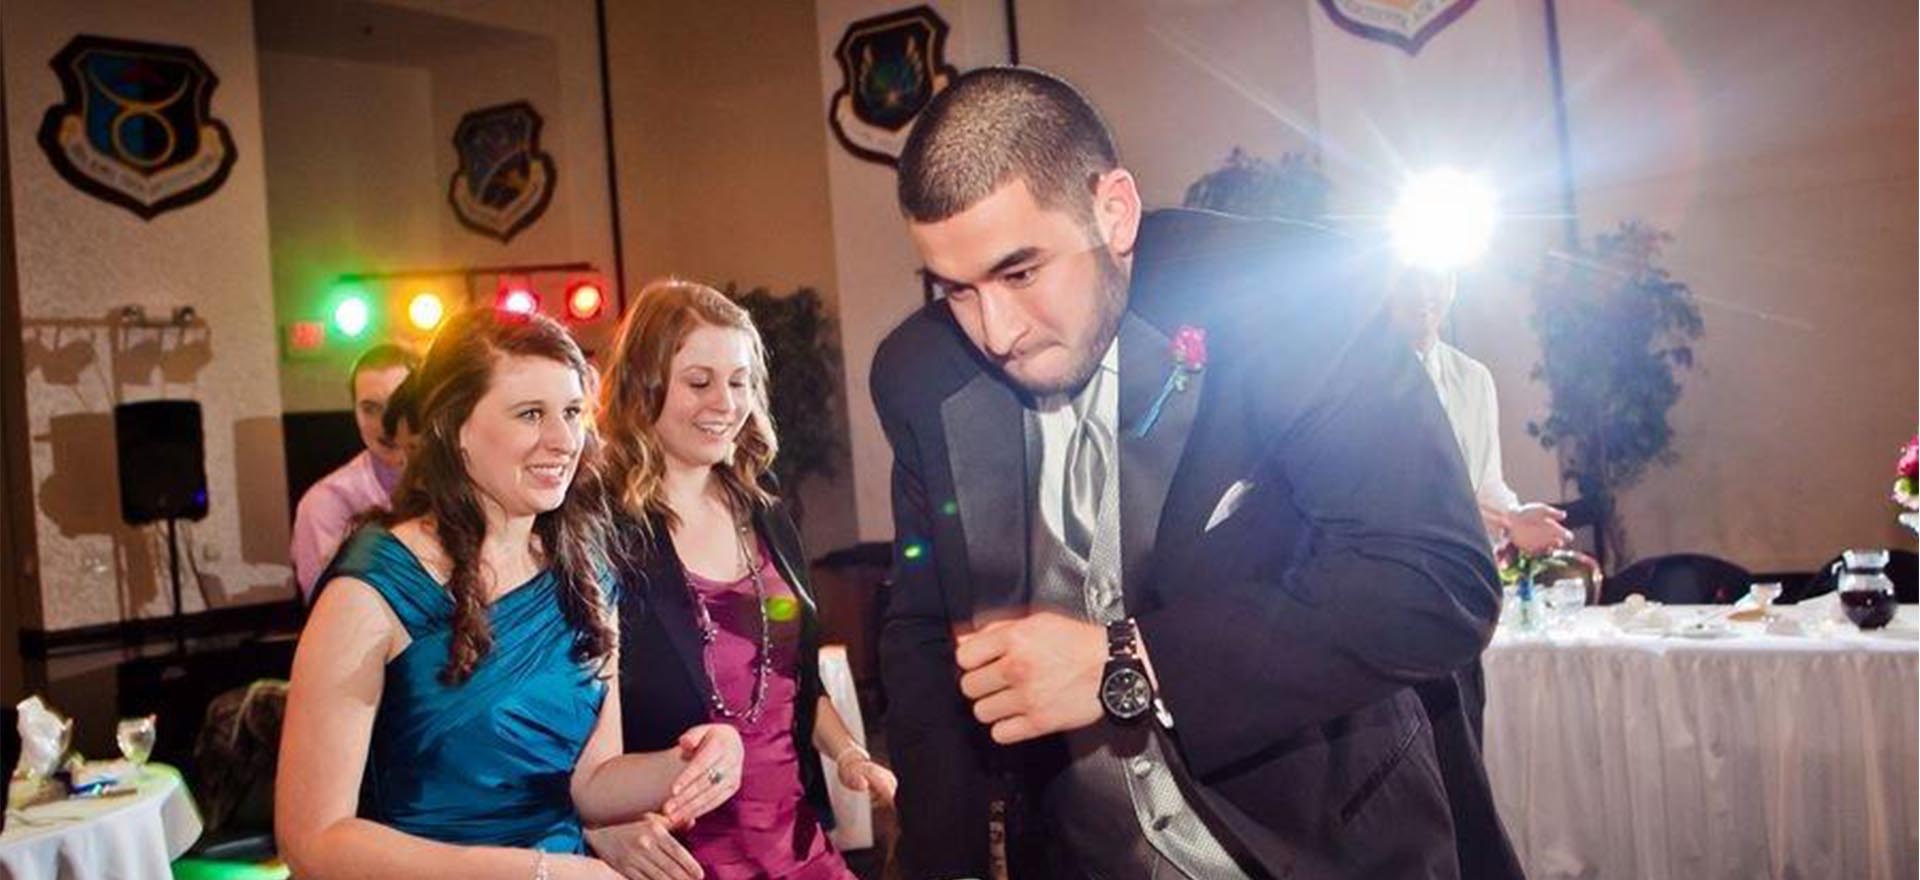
[[682, 543, 857, 879]]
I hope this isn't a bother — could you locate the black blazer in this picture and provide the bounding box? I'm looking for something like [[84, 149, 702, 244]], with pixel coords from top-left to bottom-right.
[[870, 210, 1505, 879], [612, 500, 834, 846]]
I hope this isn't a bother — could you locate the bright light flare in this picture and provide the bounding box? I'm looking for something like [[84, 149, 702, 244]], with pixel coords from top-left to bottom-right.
[[1390, 169, 1497, 271]]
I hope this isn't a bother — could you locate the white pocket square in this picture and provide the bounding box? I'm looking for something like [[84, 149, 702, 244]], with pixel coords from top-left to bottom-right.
[[1205, 480, 1256, 532]]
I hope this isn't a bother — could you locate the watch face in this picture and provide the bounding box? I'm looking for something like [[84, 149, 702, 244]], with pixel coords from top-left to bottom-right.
[[1101, 666, 1152, 720]]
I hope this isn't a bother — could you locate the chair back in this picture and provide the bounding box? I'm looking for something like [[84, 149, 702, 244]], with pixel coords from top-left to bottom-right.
[[1602, 553, 1751, 605]]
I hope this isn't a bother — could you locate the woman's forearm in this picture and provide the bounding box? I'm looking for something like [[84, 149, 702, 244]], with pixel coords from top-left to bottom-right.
[[811, 695, 862, 760], [573, 747, 688, 826], [284, 817, 605, 880]]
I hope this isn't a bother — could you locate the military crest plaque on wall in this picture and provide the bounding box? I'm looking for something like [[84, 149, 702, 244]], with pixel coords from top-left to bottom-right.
[[37, 35, 238, 220], [827, 5, 958, 166], [448, 101, 556, 242], [1319, 0, 1478, 56]]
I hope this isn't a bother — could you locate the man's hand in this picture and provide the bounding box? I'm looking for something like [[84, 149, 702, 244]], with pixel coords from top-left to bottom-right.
[[1508, 502, 1573, 554], [585, 813, 703, 880], [954, 610, 1106, 744]]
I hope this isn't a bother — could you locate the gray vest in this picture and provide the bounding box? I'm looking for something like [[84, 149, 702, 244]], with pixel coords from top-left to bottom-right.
[[1026, 407, 1248, 880]]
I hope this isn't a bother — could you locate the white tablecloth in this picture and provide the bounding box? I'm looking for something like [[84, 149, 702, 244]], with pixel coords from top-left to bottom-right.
[[818, 644, 873, 852], [1484, 605, 1919, 879], [0, 764, 202, 880]]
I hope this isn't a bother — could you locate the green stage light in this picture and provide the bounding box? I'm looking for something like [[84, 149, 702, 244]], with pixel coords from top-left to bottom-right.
[[333, 295, 370, 338]]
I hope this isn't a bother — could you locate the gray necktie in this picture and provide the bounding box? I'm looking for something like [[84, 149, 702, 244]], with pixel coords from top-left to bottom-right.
[[1062, 376, 1110, 562]]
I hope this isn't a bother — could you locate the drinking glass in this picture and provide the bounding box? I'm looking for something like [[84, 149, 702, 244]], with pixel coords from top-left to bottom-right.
[[116, 715, 156, 769]]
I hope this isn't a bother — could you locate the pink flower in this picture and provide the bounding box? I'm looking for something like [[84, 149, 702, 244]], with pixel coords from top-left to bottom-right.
[[1172, 325, 1208, 371], [1131, 324, 1209, 438], [1898, 435, 1917, 480]]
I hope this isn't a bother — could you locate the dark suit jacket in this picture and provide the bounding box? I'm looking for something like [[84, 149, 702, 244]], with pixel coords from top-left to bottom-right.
[[611, 501, 835, 854], [870, 209, 1506, 879]]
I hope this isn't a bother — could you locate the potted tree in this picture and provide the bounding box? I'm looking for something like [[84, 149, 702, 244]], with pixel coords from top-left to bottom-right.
[[1527, 221, 1703, 568], [723, 284, 842, 514]]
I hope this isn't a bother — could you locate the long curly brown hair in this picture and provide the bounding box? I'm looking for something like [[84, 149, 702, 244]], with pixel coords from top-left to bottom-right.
[[598, 279, 777, 539], [382, 307, 616, 685]]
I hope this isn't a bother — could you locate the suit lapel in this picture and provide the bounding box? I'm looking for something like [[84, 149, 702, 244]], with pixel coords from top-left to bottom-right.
[[942, 371, 1031, 620], [1117, 311, 1202, 604], [636, 524, 714, 698]]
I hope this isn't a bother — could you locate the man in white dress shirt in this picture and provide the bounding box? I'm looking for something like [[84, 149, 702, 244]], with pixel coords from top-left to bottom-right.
[[1392, 270, 1572, 555]]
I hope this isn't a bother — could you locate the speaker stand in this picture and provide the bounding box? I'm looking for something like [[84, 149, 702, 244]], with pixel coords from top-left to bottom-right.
[[165, 517, 186, 654]]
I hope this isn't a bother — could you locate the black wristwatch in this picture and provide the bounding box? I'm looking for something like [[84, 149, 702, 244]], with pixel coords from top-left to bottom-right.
[[1100, 618, 1155, 723]]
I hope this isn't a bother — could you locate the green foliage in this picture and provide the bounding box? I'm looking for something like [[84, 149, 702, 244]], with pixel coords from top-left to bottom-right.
[[722, 284, 842, 498], [1182, 147, 1330, 222], [1528, 221, 1703, 559]]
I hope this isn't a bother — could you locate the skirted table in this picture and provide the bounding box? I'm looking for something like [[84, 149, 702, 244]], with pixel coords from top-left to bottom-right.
[[1484, 605, 1918, 879]]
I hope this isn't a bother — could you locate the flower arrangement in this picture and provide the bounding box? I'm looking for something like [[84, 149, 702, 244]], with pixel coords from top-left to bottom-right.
[[1895, 435, 1918, 510], [1895, 434, 1918, 533]]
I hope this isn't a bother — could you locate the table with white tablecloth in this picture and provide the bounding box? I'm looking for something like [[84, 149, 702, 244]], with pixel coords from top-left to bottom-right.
[[1484, 605, 1918, 879], [1, 763, 202, 880]]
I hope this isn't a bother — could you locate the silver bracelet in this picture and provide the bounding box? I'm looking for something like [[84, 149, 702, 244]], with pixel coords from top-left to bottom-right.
[[533, 849, 550, 880], [833, 742, 870, 765]]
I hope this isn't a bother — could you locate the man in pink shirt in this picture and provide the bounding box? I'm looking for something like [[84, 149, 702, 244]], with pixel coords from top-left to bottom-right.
[[290, 344, 417, 601]]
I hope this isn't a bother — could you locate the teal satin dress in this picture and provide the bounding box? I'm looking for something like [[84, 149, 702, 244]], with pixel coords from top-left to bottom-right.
[[318, 525, 608, 853]]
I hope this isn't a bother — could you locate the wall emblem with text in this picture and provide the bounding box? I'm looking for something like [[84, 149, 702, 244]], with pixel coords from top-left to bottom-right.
[[448, 101, 555, 242], [37, 35, 237, 220], [827, 5, 958, 166], [1319, 0, 1478, 56]]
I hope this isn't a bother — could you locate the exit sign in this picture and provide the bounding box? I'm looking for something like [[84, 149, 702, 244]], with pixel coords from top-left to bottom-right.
[[287, 321, 326, 353]]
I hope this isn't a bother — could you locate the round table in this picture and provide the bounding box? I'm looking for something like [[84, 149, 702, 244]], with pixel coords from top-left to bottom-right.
[[1, 764, 203, 880], [1484, 604, 1918, 879]]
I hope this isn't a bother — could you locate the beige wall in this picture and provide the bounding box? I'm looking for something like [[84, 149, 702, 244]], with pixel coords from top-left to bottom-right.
[[262, 52, 440, 412], [3, 0, 294, 630], [608, 1, 859, 554], [1020, 0, 1322, 210], [1558, 0, 1917, 570]]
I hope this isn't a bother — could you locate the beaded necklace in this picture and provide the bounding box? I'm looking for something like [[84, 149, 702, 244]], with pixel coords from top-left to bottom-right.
[[687, 516, 772, 724]]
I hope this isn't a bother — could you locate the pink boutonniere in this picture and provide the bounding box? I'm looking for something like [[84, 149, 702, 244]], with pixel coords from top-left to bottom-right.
[[1130, 325, 1208, 439]]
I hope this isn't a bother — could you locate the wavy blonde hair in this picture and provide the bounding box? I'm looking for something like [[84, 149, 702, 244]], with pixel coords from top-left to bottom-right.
[[599, 280, 777, 537]]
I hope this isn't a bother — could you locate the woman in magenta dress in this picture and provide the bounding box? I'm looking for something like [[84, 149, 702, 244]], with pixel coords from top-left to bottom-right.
[[590, 280, 896, 880]]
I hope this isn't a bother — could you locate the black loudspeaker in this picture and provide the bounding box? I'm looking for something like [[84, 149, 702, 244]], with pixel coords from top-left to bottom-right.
[[114, 400, 209, 525]]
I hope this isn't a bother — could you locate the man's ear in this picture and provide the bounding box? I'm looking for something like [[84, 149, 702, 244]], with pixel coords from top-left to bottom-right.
[[1093, 168, 1143, 257]]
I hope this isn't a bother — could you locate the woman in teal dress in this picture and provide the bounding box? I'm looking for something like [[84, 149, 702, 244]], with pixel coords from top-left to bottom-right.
[[277, 309, 747, 879]]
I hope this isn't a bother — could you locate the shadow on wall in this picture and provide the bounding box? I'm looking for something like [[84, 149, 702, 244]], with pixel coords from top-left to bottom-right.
[[232, 416, 291, 578], [21, 310, 256, 618], [35, 411, 162, 619]]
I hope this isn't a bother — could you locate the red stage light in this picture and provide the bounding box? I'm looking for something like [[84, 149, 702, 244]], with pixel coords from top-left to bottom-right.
[[497, 280, 539, 315], [565, 281, 605, 321]]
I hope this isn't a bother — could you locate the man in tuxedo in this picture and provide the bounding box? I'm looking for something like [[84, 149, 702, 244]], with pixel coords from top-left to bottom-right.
[[871, 67, 1505, 879]]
